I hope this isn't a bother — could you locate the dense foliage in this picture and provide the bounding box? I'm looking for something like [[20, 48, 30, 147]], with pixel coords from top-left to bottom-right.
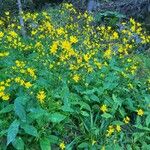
[[0, 3, 150, 150]]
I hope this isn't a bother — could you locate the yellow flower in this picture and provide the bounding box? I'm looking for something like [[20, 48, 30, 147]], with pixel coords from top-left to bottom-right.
[[116, 125, 121, 132], [106, 125, 114, 136], [100, 104, 108, 113], [9, 31, 18, 38], [36, 90, 46, 103], [24, 82, 32, 88], [103, 49, 112, 59], [113, 32, 119, 39], [83, 54, 90, 62], [50, 42, 58, 55], [59, 141, 65, 150], [70, 36, 78, 43], [61, 41, 71, 50], [72, 74, 80, 82], [2, 94, 10, 101], [0, 31, 4, 38], [123, 116, 130, 124], [137, 109, 144, 116], [0, 92, 5, 97], [57, 27, 64, 35]]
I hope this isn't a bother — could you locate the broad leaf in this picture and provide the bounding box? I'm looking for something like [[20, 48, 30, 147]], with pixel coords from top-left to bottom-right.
[[21, 124, 38, 137], [14, 98, 26, 122], [40, 138, 51, 150], [49, 113, 66, 123], [0, 104, 14, 114], [12, 137, 24, 150], [7, 120, 20, 145]]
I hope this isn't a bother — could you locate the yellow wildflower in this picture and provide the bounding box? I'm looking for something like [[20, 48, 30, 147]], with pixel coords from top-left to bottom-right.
[[59, 141, 65, 150], [100, 104, 108, 113], [113, 32, 119, 39], [70, 36, 78, 43], [137, 109, 144, 116], [61, 41, 71, 50], [0, 31, 4, 38], [106, 125, 114, 136], [36, 90, 46, 103], [123, 116, 130, 124], [72, 74, 80, 82], [24, 82, 32, 89], [50, 42, 58, 54], [116, 125, 121, 132], [103, 49, 112, 59], [2, 94, 10, 101]]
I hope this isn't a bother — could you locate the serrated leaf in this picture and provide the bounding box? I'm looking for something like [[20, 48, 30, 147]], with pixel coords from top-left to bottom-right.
[[7, 120, 20, 145], [12, 137, 24, 150], [0, 104, 14, 114], [49, 113, 66, 123], [40, 138, 51, 150], [21, 124, 38, 137]]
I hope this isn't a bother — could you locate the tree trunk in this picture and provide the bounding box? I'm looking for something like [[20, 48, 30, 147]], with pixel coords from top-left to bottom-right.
[[17, 0, 26, 38]]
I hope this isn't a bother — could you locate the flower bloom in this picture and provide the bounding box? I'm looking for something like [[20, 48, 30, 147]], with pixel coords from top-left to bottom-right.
[[106, 125, 114, 136], [123, 116, 130, 124], [137, 109, 144, 116], [36, 90, 46, 103], [116, 125, 121, 132], [72, 74, 80, 82], [100, 104, 108, 113], [59, 141, 65, 150]]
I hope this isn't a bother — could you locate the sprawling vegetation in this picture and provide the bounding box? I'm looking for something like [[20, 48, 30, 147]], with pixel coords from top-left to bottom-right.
[[0, 3, 150, 150]]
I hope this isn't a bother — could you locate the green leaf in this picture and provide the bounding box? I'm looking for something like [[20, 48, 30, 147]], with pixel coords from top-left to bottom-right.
[[78, 142, 89, 148], [40, 138, 51, 150], [81, 111, 90, 117], [12, 137, 24, 150], [61, 82, 70, 107], [61, 105, 74, 112], [7, 120, 20, 145], [134, 125, 150, 131], [49, 113, 66, 123], [112, 121, 124, 125], [101, 113, 113, 119], [90, 94, 100, 102], [14, 98, 26, 122], [48, 135, 59, 144], [72, 101, 91, 111], [0, 104, 14, 114], [21, 124, 38, 137], [146, 115, 150, 126], [0, 130, 7, 137]]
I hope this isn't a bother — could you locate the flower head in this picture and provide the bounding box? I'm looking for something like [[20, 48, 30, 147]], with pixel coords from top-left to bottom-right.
[[100, 104, 108, 113], [137, 109, 144, 116], [59, 141, 65, 150], [36, 90, 46, 103], [123, 116, 130, 124]]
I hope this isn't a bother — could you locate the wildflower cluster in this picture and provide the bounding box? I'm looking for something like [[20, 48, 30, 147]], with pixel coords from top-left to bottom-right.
[[0, 3, 150, 149]]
